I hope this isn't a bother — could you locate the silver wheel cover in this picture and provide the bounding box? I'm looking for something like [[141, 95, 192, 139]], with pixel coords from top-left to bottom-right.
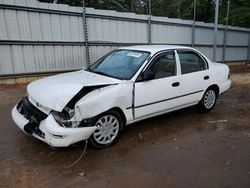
[[204, 89, 216, 109], [93, 115, 120, 145]]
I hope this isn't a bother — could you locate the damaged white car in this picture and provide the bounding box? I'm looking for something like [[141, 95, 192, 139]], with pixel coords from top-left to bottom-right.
[[12, 45, 231, 148]]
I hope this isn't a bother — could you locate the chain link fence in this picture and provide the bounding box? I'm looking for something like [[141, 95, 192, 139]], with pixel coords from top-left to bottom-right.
[[78, 1, 248, 29], [38, 0, 249, 27]]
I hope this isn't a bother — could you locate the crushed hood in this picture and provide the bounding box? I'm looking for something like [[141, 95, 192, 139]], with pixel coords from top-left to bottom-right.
[[27, 70, 120, 112]]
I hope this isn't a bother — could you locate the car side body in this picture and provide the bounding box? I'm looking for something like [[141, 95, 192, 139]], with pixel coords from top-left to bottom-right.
[[11, 45, 231, 148]]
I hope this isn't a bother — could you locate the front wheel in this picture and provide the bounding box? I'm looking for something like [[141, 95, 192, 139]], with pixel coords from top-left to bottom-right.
[[88, 110, 124, 149], [197, 88, 217, 112]]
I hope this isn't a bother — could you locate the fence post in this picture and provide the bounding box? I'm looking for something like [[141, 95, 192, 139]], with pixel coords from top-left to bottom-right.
[[82, 0, 90, 67], [213, 0, 219, 62], [191, 0, 196, 47], [246, 33, 250, 65], [222, 27, 228, 64], [147, 0, 152, 45], [222, 0, 230, 64]]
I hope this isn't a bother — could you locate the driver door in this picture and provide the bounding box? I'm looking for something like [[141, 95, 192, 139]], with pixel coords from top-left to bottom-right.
[[134, 50, 181, 119]]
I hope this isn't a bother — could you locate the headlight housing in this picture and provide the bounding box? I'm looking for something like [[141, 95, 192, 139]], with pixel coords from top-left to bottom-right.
[[51, 107, 89, 128], [51, 110, 72, 127]]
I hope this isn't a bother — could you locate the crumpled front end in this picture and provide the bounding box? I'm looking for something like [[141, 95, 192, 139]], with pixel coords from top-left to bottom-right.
[[11, 97, 96, 147]]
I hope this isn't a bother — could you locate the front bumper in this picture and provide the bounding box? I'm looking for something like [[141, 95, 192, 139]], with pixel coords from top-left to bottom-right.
[[11, 100, 96, 147]]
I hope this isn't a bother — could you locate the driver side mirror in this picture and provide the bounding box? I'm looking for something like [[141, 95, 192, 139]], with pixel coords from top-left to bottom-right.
[[143, 70, 155, 81]]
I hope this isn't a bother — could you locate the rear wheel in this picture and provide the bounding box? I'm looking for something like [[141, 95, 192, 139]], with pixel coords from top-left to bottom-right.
[[197, 88, 217, 112], [88, 110, 124, 149]]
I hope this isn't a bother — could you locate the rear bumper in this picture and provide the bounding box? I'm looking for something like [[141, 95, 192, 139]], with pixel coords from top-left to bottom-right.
[[11, 104, 96, 147], [219, 80, 231, 95]]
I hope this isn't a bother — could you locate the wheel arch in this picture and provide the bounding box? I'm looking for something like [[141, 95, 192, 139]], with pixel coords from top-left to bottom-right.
[[206, 84, 219, 96], [108, 107, 127, 125]]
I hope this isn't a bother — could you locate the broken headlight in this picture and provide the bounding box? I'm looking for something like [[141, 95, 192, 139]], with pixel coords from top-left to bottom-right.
[[51, 110, 71, 127], [51, 107, 80, 128]]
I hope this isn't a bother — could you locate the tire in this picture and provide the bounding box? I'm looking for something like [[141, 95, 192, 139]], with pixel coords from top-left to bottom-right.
[[88, 110, 124, 149], [197, 88, 217, 113]]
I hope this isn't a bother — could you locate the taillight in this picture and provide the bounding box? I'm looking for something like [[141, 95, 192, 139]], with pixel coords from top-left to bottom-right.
[[228, 71, 231, 79]]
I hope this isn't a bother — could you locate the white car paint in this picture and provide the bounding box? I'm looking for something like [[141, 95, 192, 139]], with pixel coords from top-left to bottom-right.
[[11, 107, 96, 147], [27, 70, 121, 112], [75, 81, 134, 121], [11, 45, 231, 147], [135, 74, 180, 118]]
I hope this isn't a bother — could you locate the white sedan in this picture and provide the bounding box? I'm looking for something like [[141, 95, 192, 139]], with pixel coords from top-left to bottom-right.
[[11, 45, 231, 148]]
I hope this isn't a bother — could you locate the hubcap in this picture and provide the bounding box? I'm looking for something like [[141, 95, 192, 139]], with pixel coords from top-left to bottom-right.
[[93, 115, 119, 145], [204, 90, 216, 109]]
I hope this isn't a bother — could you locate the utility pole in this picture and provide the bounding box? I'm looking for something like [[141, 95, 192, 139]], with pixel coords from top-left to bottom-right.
[[213, 0, 219, 62], [222, 0, 230, 63], [82, 0, 90, 67], [192, 0, 196, 47], [148, 0, 152, 44]]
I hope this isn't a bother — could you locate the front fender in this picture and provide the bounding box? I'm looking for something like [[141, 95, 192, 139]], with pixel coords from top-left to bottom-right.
[[75, 82, 133, 120]]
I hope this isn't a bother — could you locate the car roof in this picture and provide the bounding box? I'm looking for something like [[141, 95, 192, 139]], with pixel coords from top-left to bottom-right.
[[119, 45, 193, 55]]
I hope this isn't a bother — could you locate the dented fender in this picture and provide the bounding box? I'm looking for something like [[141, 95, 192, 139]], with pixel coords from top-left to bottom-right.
[[75, 81, 134, 120]]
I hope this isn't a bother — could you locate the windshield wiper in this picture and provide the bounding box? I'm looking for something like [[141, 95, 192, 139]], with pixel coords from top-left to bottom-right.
[[92, 70, 111, 77]]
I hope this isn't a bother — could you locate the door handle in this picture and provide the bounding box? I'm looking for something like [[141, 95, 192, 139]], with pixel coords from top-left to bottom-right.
[[204, 75, 209, 80], [172, 82, 180, 87]]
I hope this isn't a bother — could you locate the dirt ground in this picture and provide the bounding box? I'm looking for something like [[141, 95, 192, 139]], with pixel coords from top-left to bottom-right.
[[0, 65, 250, 188]]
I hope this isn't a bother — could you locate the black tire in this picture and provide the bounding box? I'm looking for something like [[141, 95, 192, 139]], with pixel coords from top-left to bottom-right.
[[197, 88, 218, 113], [88, 110, 124, 149]]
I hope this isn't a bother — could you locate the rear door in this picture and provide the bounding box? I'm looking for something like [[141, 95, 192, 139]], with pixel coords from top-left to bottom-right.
[[134, 50, 181, 119], [176, 50, 211, 105]]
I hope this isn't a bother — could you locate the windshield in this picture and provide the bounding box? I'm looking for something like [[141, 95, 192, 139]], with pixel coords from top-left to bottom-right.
[[88, 50, 150, 80]]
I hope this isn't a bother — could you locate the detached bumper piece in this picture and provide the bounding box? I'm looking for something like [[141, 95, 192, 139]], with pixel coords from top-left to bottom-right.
[[17, 97, 47, 138]]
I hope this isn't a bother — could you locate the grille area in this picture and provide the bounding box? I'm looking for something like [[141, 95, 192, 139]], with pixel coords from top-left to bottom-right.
[[17, 97, 48, 138], [17, 97, 47, 123]]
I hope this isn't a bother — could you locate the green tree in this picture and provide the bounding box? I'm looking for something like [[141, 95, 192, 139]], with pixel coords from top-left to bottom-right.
[[228, 0, 250, 27]]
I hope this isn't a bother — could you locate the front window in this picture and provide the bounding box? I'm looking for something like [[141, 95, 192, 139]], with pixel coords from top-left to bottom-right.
[[88, 50, 150, 80], [147, 51, 176, 79]]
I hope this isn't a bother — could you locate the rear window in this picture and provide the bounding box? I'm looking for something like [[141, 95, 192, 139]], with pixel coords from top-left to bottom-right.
[[178, 51, 207, 74]]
